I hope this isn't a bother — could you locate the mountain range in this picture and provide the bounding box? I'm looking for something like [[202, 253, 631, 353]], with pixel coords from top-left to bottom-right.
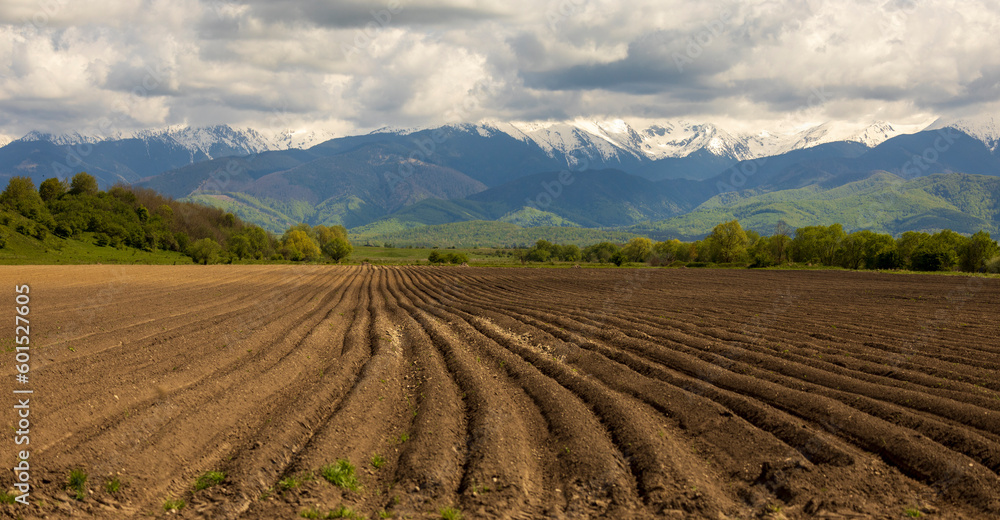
[[2, 116, 1000, 245]]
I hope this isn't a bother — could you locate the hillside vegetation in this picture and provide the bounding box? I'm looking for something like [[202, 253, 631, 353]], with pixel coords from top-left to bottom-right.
[[636, 172, 1000, 240], [0, 174, 353, 265]]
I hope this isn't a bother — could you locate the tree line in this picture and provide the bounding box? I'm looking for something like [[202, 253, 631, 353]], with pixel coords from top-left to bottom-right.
[[515, 220, 1000, 273], [0, 174, 353, 264]]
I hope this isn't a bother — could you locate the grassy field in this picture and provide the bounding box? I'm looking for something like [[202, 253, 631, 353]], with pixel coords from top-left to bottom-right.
[[0, 229, 194, 265], [352, 245, 522, 266]]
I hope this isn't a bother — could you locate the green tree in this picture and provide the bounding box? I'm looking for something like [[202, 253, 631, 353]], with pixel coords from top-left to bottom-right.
[[555, 244, 581, 262], [771, 221, 792, 263], [621, 237, 653, 263], [526, 239, 555, 262], [38, 177, 68, 202], [792, 224, 845, 265], [959, 230, 999, 272], [748, 235, 777, 267], [896, 231, 929, 269], [280, 229, 321, 261], [188, 238, 222, 265], [1, 177, 48, 221], [445, 252, 468, 264], [582, 242, 620, 263], [650, 239, 680, 266], [68, 172, 99, 196], [322, 236, 353, 263], [708, 220, 749, 263], [837, 230, 873, 269]]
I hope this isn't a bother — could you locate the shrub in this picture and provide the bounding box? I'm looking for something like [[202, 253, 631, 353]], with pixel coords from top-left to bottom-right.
[[188, 238, 222, 265], [323, 236, 353, 263]]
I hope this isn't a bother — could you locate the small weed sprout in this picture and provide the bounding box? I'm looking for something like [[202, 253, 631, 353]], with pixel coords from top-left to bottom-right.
[[67, 468, 87, 500], [371, 454, 386, 469], [194, 470, 226, 491], [105, 476, 122, 493], [163, 498, 185, 511], [440, 506, 463, 520], [321, 459, 359, 491], [327, 505, 365, 518], [279, 472, 314, 491]]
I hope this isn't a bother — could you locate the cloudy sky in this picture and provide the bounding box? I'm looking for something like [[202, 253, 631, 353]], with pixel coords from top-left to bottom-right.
[[0, 0, 997, 140]]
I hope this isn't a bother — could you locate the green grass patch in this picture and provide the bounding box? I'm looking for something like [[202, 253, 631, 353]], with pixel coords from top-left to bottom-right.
[[67, 468, 87, 500], [278, 471, 314, 491], [440, 506, 463, 520], [163, 498, 185, 511], [0, 229, 192, 265], [194, 470, 226, 491], [0, 490, 16, 504], [300, 505, 366, 519], [327, 505, 366, 518], [321, 459, 359, 491], [370, 454, 386, 469]]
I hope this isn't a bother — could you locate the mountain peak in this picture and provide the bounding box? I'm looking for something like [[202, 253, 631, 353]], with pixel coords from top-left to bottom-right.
[[10, 125, 332, 156], [928, 115, 1000, 151]]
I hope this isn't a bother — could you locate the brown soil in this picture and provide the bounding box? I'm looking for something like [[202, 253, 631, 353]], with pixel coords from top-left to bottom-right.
[[1, 265, 999, 519]]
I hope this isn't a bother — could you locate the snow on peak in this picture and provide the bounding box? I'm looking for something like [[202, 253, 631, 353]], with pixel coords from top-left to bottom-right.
[[12, 125, 331, 156], [369, 125, 421, 135], [928, 115, 1000, 151], [17, 130, 118, 145]]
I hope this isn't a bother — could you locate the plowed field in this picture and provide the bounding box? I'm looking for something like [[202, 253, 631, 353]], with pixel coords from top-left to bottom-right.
[[2, 265, 999, 519]]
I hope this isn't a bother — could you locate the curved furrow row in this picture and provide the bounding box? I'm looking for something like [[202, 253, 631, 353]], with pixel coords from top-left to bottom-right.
[[32, 268, 360, 513], [383, 268, 552, 518], [415, 269, 1000, 514], [402, 268, 741, 518], [395, 268, 658, 518], [371, 267, 468, 516], [29, 268, 347, 456], [450, 271, 1000, 433]]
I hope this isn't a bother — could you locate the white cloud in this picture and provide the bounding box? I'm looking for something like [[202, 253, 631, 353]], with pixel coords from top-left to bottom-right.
[[0, 0, 997, 138]]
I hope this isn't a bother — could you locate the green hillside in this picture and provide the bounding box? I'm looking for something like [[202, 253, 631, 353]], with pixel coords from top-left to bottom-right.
[[635, 172, 1000, 240]]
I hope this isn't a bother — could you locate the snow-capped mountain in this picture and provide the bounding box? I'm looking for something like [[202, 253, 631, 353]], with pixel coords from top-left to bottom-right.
[[446, 118, 920, 168], [927, 115, 1000, 152], [14, 125, 333, 158], [265, 129, 337, 150]]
